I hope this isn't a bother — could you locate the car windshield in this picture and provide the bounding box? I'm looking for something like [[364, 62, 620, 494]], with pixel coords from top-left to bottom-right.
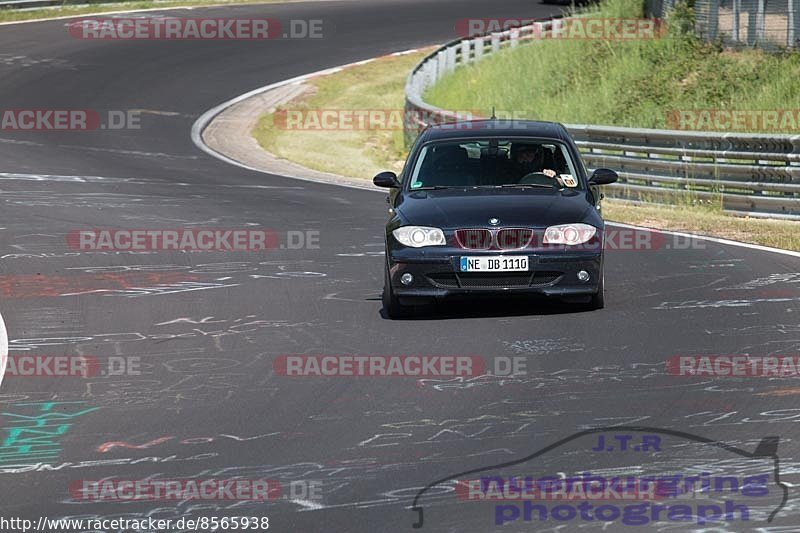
[[408, 139, 581, 190]]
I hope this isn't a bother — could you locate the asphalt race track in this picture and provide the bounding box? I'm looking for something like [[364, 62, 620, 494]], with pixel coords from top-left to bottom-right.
[[0, 1, 799, 532]]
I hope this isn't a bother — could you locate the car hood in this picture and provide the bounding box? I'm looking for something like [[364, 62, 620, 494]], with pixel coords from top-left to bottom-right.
[[396, 188, 598, 229]]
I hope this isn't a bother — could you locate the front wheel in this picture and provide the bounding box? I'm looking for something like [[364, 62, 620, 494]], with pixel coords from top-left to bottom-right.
[[589, 270, 605, 310], [382, 267, 413, 319]]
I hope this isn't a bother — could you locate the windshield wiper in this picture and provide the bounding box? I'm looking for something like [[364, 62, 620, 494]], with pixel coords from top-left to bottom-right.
[[411, 185, 455, 190], [497, 183, 555, 189]]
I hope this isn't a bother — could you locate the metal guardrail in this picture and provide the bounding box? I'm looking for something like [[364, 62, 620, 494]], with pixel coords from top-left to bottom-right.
[[403, 18, 800, 219]]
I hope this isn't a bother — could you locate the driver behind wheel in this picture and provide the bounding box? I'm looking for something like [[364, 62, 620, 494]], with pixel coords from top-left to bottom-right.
[[509, 144, 558, 181]]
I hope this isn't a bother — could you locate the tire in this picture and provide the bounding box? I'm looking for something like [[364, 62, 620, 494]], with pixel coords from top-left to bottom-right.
[[589, 270, 605, 310], [382, 267, 413, 319]]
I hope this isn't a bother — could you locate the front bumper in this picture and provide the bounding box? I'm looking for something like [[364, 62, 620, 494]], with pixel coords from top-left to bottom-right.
[[387, 248, 602, 303]]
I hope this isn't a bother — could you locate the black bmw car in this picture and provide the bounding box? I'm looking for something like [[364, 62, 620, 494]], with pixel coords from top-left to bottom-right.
[[374, 120, 618, 318]]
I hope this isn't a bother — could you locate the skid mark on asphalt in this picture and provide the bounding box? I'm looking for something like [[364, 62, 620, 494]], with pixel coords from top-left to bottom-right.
[[708, 324, 800, 336], [57, 144, 200, 160], [11, 306, 84, 334], [0, 452, 218, 474], [1, 250, 159, 260], [0, 172, 146, 183], [6, 323, 309, 349], [687, 259, 744, 269], [653, 296, 800, 309], [0, 272, 198, 298], [705, 324, 800, 356], [715, 272, 800, 291], [502, 339, 585, 355], [0, 191, 188, 209], [0, 261, 327, 299], [0, 54, 78, 69]]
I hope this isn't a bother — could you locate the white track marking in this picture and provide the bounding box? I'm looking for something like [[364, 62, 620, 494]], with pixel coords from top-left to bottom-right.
[[609, 222, 800, 259], [0, 310, 7, 390], [291, 498, 326, 510]]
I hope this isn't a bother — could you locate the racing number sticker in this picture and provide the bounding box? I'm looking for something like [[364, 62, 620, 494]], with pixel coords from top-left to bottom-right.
[[560, 174, 578, 187]]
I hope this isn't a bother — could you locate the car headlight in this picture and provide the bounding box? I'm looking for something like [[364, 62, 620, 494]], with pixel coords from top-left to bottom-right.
[[543, 223, 597, 245], [392, 226, 446, 247]]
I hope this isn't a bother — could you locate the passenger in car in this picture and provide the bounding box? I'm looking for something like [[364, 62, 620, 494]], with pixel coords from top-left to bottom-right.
[[421, 144, 477, 187]]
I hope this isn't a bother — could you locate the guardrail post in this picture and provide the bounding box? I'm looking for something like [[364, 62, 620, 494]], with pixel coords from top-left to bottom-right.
[[411, 73, 421, 97], [436, 50, 447, 81], [533, 21, 545, 40], [549, 19, 563, 39], [791, 135, 800, 163], [460, 39, 471, 64], [510, 27, 520, 47], [490, 33, 500, 53], [425, 61, 437, 89], [403, 100, 414, 147], [418, 64, 428, 92], [445, 46, 457, 73], [473, 36, 484, 61]]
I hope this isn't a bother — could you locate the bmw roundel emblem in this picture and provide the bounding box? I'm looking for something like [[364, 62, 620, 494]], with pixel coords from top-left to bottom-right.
[[489, 218, 500, 226]]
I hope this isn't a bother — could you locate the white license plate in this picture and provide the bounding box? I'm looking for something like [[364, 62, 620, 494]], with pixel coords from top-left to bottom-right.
[[460, 256, 529, 272]]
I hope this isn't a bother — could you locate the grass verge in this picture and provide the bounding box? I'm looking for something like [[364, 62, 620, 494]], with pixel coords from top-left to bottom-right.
[[253, 50, 430, 179], [604, 202, 800, 251], [250, 40, 800, 251], [424, 0, 800, 132], [0, 0, 289, 24]]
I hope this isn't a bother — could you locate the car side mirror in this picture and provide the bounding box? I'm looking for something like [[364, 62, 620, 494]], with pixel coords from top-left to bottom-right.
[[373, 171, 400, 188], [588, 168, 618, 186]]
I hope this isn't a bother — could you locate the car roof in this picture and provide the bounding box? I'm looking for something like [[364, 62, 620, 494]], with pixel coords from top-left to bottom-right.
[[417, 119, 571, 143]]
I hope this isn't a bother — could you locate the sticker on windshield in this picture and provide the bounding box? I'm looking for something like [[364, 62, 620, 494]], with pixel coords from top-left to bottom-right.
[[560, 174, 578, 187]]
